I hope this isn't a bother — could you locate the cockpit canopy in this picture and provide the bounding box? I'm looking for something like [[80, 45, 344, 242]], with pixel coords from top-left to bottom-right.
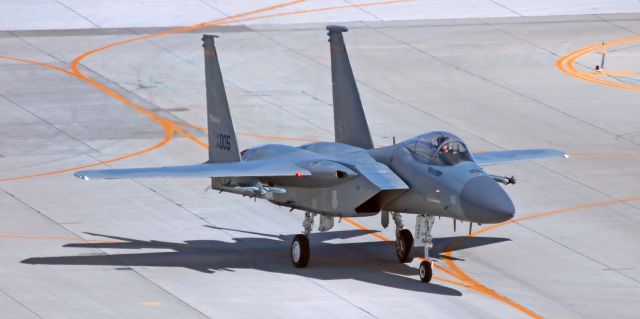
[[402, 131, 472, 166]]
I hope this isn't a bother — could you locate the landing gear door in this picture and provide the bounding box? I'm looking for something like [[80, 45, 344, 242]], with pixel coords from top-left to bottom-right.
[[414, 215, 428, 247]]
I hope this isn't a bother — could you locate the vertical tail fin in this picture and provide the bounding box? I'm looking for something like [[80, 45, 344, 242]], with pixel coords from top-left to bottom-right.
[[202, 35, 241, 163], [327, 25, 374, 149]]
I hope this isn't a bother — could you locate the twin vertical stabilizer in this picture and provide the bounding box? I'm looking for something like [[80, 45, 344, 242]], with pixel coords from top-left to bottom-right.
[[201, 27, 374, 162], [327, 25, 374, 149], [202, 35, 241, 163]]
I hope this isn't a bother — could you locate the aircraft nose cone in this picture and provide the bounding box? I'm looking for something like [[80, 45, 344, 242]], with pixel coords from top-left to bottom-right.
[[461, 176, 515, 223]]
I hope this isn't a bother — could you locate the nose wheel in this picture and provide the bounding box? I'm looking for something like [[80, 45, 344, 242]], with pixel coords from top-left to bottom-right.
[[415, 214, 436, 283], [419, 260, 433, 282]]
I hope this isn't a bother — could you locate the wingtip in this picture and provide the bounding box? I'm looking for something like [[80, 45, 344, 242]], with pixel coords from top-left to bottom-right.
[[73, 172, 90, 181]]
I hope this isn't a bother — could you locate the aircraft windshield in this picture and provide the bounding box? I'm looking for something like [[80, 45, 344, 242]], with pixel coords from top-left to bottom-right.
[[403, 132, 472, 166]]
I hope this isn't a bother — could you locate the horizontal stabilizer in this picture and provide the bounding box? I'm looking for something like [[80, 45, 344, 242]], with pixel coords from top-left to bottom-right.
[[474, 149, 568, 166], [74, 159, 311, 180]]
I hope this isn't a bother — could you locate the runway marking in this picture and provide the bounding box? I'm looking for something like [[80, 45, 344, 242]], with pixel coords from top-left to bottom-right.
[[0, 0, 411, 182], [345, 195, 640, 319], [568, 152, 640, 158], [140, 301, 162, 306], [2, 1, 636, 182], [0, 119, 174, 182], [557, 35, 640, 92], [4, 2, 635, 317], [172, 121, 327, 143], [0, 1, 305, 182], [591, 71, 636, 76], [337, 34, 640, 318], [342, 217, 544, 317]]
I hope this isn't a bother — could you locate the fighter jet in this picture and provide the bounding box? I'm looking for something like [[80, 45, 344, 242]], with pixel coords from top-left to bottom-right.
[[75, 25, 567, 283]]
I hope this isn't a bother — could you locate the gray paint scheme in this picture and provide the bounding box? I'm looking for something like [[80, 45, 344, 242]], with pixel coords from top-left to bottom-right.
[[203, 34, 240, 164], [327, 25, 374, 150], [74, 158, 312, 179], [75, 26, 566, 224]]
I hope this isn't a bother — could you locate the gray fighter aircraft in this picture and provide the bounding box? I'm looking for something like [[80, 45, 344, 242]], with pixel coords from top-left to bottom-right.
[[75, 25, 567, 282]]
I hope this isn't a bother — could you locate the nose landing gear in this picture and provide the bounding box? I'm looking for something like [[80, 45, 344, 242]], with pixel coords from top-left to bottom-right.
[[419, 260, 432, 282], [415, 214, 436, 283]]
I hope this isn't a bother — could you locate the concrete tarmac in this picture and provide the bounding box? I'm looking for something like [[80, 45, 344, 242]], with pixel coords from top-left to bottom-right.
[[1, 8, 640, 319]]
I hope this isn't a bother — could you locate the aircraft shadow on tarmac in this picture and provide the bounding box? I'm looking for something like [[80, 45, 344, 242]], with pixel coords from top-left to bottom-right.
[[21, 227, 509, 296]]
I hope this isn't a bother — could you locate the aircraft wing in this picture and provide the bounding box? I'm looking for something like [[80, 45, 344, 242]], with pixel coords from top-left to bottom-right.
[[74, 159, 311, 180], [473, 149, 568, 166]]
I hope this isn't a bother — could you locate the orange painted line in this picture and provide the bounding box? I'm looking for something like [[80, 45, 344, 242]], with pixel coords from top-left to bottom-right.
[[69, 0, 307, 76], [1, 0, 413, 182], [569, 153, 640, 158], [0, 1, 305, 182], [163, 0, 415, 147], [1, 0, 412, 182], [402, 35, 640, 318], [171, 120, 325, 144], [343, 217, 468, 284], [342, 217, 390, 242], [592, 71, 636, 76], [140, 301, 162, 306], [431, 260, 467, 281], [222, 0, 412, 25], [0, 67, 175, 182], [173, 126, 209, 149], [442, 250, 543, 318], [432, 276, 470, 288], [557, 35, 640, 92], [474, 196, 640, 237], [0, 134, 172, 182], [441, 196, 640, 318], [343, 216, 540, 317], [0, 55, 74, 76]]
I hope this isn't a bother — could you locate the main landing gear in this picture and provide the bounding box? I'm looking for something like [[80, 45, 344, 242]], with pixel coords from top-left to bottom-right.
[[291, 212, 314, 268], [289, 211, 435, 283], [392, 212, 413, 263]]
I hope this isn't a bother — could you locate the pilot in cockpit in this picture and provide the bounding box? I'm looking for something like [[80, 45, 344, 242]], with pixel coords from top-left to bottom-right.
[[436, 136, 449, 152], [435, 137, 451, 165]]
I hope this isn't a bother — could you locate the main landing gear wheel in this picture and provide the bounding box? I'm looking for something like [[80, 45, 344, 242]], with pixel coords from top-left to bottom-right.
[[395, 229, 414, 263], [419, 260, 433, 283], [291, 234, 310, 268]]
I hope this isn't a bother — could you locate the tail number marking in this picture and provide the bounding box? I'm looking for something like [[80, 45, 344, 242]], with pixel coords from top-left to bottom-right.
[[215, 133, 232, 151]]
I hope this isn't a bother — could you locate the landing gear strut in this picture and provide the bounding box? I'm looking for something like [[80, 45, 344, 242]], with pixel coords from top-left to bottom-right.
[[291, 212, 314, 268], [415, 214, 435, 283], [392, 212, 414, 263]]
